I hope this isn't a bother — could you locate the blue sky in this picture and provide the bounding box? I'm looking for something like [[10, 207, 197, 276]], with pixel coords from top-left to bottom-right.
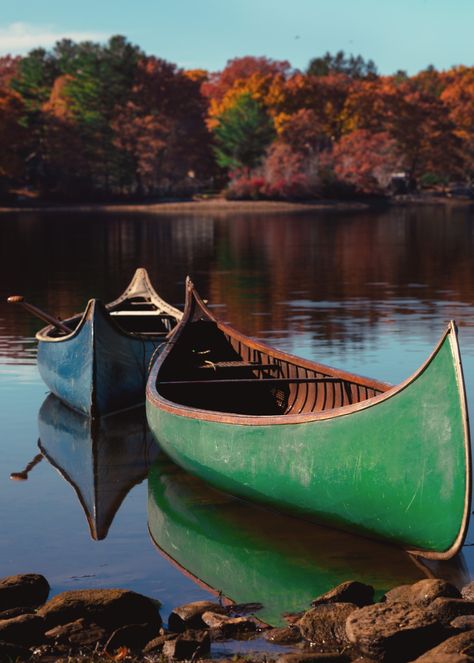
[[0, 0, 473, 75]]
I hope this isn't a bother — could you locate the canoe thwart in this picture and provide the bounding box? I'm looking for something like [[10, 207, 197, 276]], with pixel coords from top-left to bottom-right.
[[198, 361, 280, 371]]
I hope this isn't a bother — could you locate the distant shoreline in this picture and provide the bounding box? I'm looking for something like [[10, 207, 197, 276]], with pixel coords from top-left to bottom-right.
[[0, 195, 471, 215]]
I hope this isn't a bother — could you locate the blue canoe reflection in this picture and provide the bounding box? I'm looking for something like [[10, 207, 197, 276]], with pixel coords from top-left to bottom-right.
[[37, 394, 159, 540], [148, 455, 469, 627]]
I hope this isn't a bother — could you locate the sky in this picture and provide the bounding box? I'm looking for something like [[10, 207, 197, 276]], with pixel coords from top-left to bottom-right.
[[0, 0, 473, 75]]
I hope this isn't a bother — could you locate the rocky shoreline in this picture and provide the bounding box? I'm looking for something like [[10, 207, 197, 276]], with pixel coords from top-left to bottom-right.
[[2, 574, 474, 662]]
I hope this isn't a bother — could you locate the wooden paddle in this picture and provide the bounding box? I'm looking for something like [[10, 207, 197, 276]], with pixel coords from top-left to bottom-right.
[[7, 295, 72, 334]]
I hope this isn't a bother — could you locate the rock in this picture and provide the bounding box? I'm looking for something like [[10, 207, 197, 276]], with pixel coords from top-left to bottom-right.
[[45, 618, 108, 646], [264, 626, 303, 644], [143, 633, 177, 654], [411, 630, 474, 661], [104, 622, 160, 653], [451, 615, 474, 631], [298, 603, 358, 650], [428, 598, 474, 626], [0, 613, 45, 645], [168, 600, 226, 632], [0, 607, 36, 620], [384, 579, 460, 607], [311, 581, 374, 608], [37, 588, 161, 630], [461, 581, 474, 601], [413, 656, 473, 663], [0, 639, 32, 660], [162, 629, 210, 660], [345, 601, 447, 662], [283, 611, 305, 625], [201, 611, 257, 635], [276, 654, 351, 663], [0, 574, 50, 611]]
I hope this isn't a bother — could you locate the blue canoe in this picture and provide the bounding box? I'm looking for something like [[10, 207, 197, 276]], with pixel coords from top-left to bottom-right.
[[36, 268, 182, 417]]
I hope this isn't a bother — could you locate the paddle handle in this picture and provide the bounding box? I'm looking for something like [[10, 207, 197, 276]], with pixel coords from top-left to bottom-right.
[[7, 295, 72, 334]]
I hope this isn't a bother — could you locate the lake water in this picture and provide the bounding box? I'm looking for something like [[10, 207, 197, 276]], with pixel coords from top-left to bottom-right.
[[1, 205, 474, 633]]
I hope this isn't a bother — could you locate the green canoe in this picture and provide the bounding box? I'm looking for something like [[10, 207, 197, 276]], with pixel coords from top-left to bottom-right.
[[148, 456, 469, 626], [146, 279, 471, 559]]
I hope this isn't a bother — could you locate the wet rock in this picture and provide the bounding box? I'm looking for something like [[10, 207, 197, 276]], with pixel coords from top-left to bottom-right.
[[264, 626, 303, 644], [276, 654, 351, 663], [412, 656, 473, 663], [201, 610, 258, 636], [45, 617, 108, 646], [143, 632, 177, 654], [37, 588, 161, 630], [384, 579, 460, 607], [0, 606, 36, 620], [0, 574, 50, 611], [311, 581, 374, 608], [298, 602, 358, 651], [451, 615, 474, 631], [162, 628, 210, 660], [428, 598, 474, 626], [0, 613, 45, 645], [411, 629, 474, 661], [0, 640, 31, 660], [168, 600, 226, 632], [104, 622, 160, 653], [461, 581, 474, 601], [345, 601, 447, 662], [283, 611, 305, 625]]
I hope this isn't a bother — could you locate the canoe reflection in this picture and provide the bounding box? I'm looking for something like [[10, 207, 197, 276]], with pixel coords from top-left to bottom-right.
[[148, 455, 469, 626], [38, 394, 159, 540]]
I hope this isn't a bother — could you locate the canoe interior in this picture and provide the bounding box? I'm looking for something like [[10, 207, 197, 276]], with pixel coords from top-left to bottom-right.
[[158, 319, 388, 415], [46, 295, 176, 339]]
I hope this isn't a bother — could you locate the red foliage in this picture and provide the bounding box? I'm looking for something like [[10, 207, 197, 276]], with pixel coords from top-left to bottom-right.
[[331, 130, 402, 194], [202, 56, 292, 102]]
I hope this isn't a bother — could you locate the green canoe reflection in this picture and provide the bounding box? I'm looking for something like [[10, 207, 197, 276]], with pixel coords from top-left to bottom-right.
[[148, 455, 469, 626], [38, 394, 159, 540]]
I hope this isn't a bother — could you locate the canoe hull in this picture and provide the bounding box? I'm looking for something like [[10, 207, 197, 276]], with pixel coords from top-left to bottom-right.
[[38, 300, 166, 417], [147, 324, 471, 558]]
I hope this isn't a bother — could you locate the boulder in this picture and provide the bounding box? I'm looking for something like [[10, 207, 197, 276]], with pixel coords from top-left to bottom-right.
[[451, 615, 474, 631], [37, 589, 161, 630], [104, 622, 160, 653], [0, 607, 36, 620], [311, 581, 374, 608], [428, 598, 474, 626], [411, 630, 474, 661], [0, 574, 50, 611], [384, 579, 460, 607], [276, 654, 351, 663], [264, 626, 303, 644], [0, 613, 45, 645], [461, 581, 474, 601], [201, 611, 257, 636], [298, 602, 358, 651], [162, 629, 210, 660], [45, 618, 108, 646], [345, 601, 447, 661], [168, 600, 226, 632]]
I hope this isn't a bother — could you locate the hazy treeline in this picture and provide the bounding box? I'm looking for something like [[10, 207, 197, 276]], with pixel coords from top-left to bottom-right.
[[1, 37, 473, 201]]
